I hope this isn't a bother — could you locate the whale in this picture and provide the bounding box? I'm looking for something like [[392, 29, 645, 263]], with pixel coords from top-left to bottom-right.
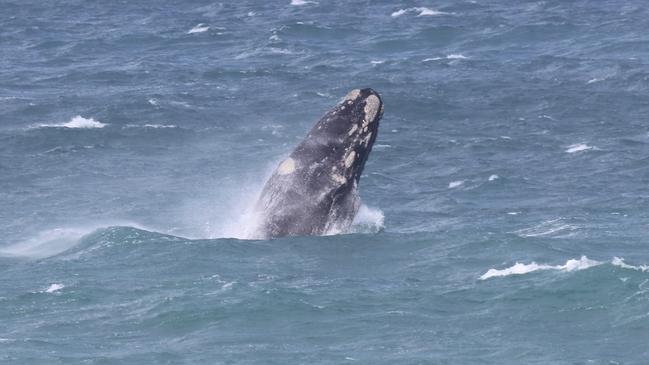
[[253, 88, 384, 238]]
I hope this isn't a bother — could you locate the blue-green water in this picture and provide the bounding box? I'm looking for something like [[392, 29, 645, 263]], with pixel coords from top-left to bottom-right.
[[2, 1, 649, 364]]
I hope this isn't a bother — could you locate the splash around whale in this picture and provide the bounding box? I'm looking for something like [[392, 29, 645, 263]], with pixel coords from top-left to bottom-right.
[[252, 88, 384, 239]]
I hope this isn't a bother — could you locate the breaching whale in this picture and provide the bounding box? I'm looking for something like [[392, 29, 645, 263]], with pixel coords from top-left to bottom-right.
[[253, 88, 384, 239]]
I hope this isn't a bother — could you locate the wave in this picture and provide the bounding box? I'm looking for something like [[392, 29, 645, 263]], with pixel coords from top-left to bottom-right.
[[480, 256, 649, 280], [35, 116, 106, 129], [0, 222, 153, 259], [0, 227, 99, 259]]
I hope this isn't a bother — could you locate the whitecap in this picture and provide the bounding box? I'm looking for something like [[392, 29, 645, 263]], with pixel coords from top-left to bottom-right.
[[36, 116, 106, 129], [480, 256, 601, 280], [448, 180, 464, 189], [488, 174, 499, 181], [45, 283, 65, 293], [188, 23, 209, 34], [565, 143, 594, 153]]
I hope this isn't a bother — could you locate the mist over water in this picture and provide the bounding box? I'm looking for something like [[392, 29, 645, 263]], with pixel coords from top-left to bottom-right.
[[2, 1, 649, 364]]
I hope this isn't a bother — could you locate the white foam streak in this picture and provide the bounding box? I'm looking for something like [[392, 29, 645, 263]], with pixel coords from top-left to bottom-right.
[[392, 7, 448, 17], [566, 143, 593, 153], [188, 24, 209, 34], [291, 0, 317, 5], [514, 218, 578, 237], [124, 124, 177, 129], [423, 54, 467, 62], [480, 256, 601, 280]]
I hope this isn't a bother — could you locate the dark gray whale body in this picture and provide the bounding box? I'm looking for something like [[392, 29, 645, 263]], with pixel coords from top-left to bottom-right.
[[254, 88, 383, 238]]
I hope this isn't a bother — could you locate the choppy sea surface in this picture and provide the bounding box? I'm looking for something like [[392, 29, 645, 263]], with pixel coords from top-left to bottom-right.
[[2, 1, 649, 364]]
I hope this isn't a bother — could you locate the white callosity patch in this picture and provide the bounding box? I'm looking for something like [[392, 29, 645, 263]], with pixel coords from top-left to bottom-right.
[[363, 95, 381, 122], [277, 158, 295, 175], [344, 89, 361, 101], [344, 150, 356, 168], [362, 132, 372, 147], [331, 173, 347, 184], [348, 124, 358, 136]]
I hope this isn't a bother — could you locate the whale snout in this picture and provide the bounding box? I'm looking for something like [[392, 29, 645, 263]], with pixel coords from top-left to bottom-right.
[[343, 88, 383, 123]]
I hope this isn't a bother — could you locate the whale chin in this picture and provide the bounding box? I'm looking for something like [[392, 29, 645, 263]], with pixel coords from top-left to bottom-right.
[[253, 88, 383, 239]]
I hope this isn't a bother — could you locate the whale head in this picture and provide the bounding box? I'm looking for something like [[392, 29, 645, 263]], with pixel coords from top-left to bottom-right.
[[293, 88, 384, 186]]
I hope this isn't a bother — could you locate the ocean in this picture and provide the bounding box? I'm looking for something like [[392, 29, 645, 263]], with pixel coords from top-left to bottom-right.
[[1, 1, 649, 364]]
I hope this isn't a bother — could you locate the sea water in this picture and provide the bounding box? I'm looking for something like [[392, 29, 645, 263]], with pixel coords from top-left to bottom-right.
[[1, 1, 648, 364]]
